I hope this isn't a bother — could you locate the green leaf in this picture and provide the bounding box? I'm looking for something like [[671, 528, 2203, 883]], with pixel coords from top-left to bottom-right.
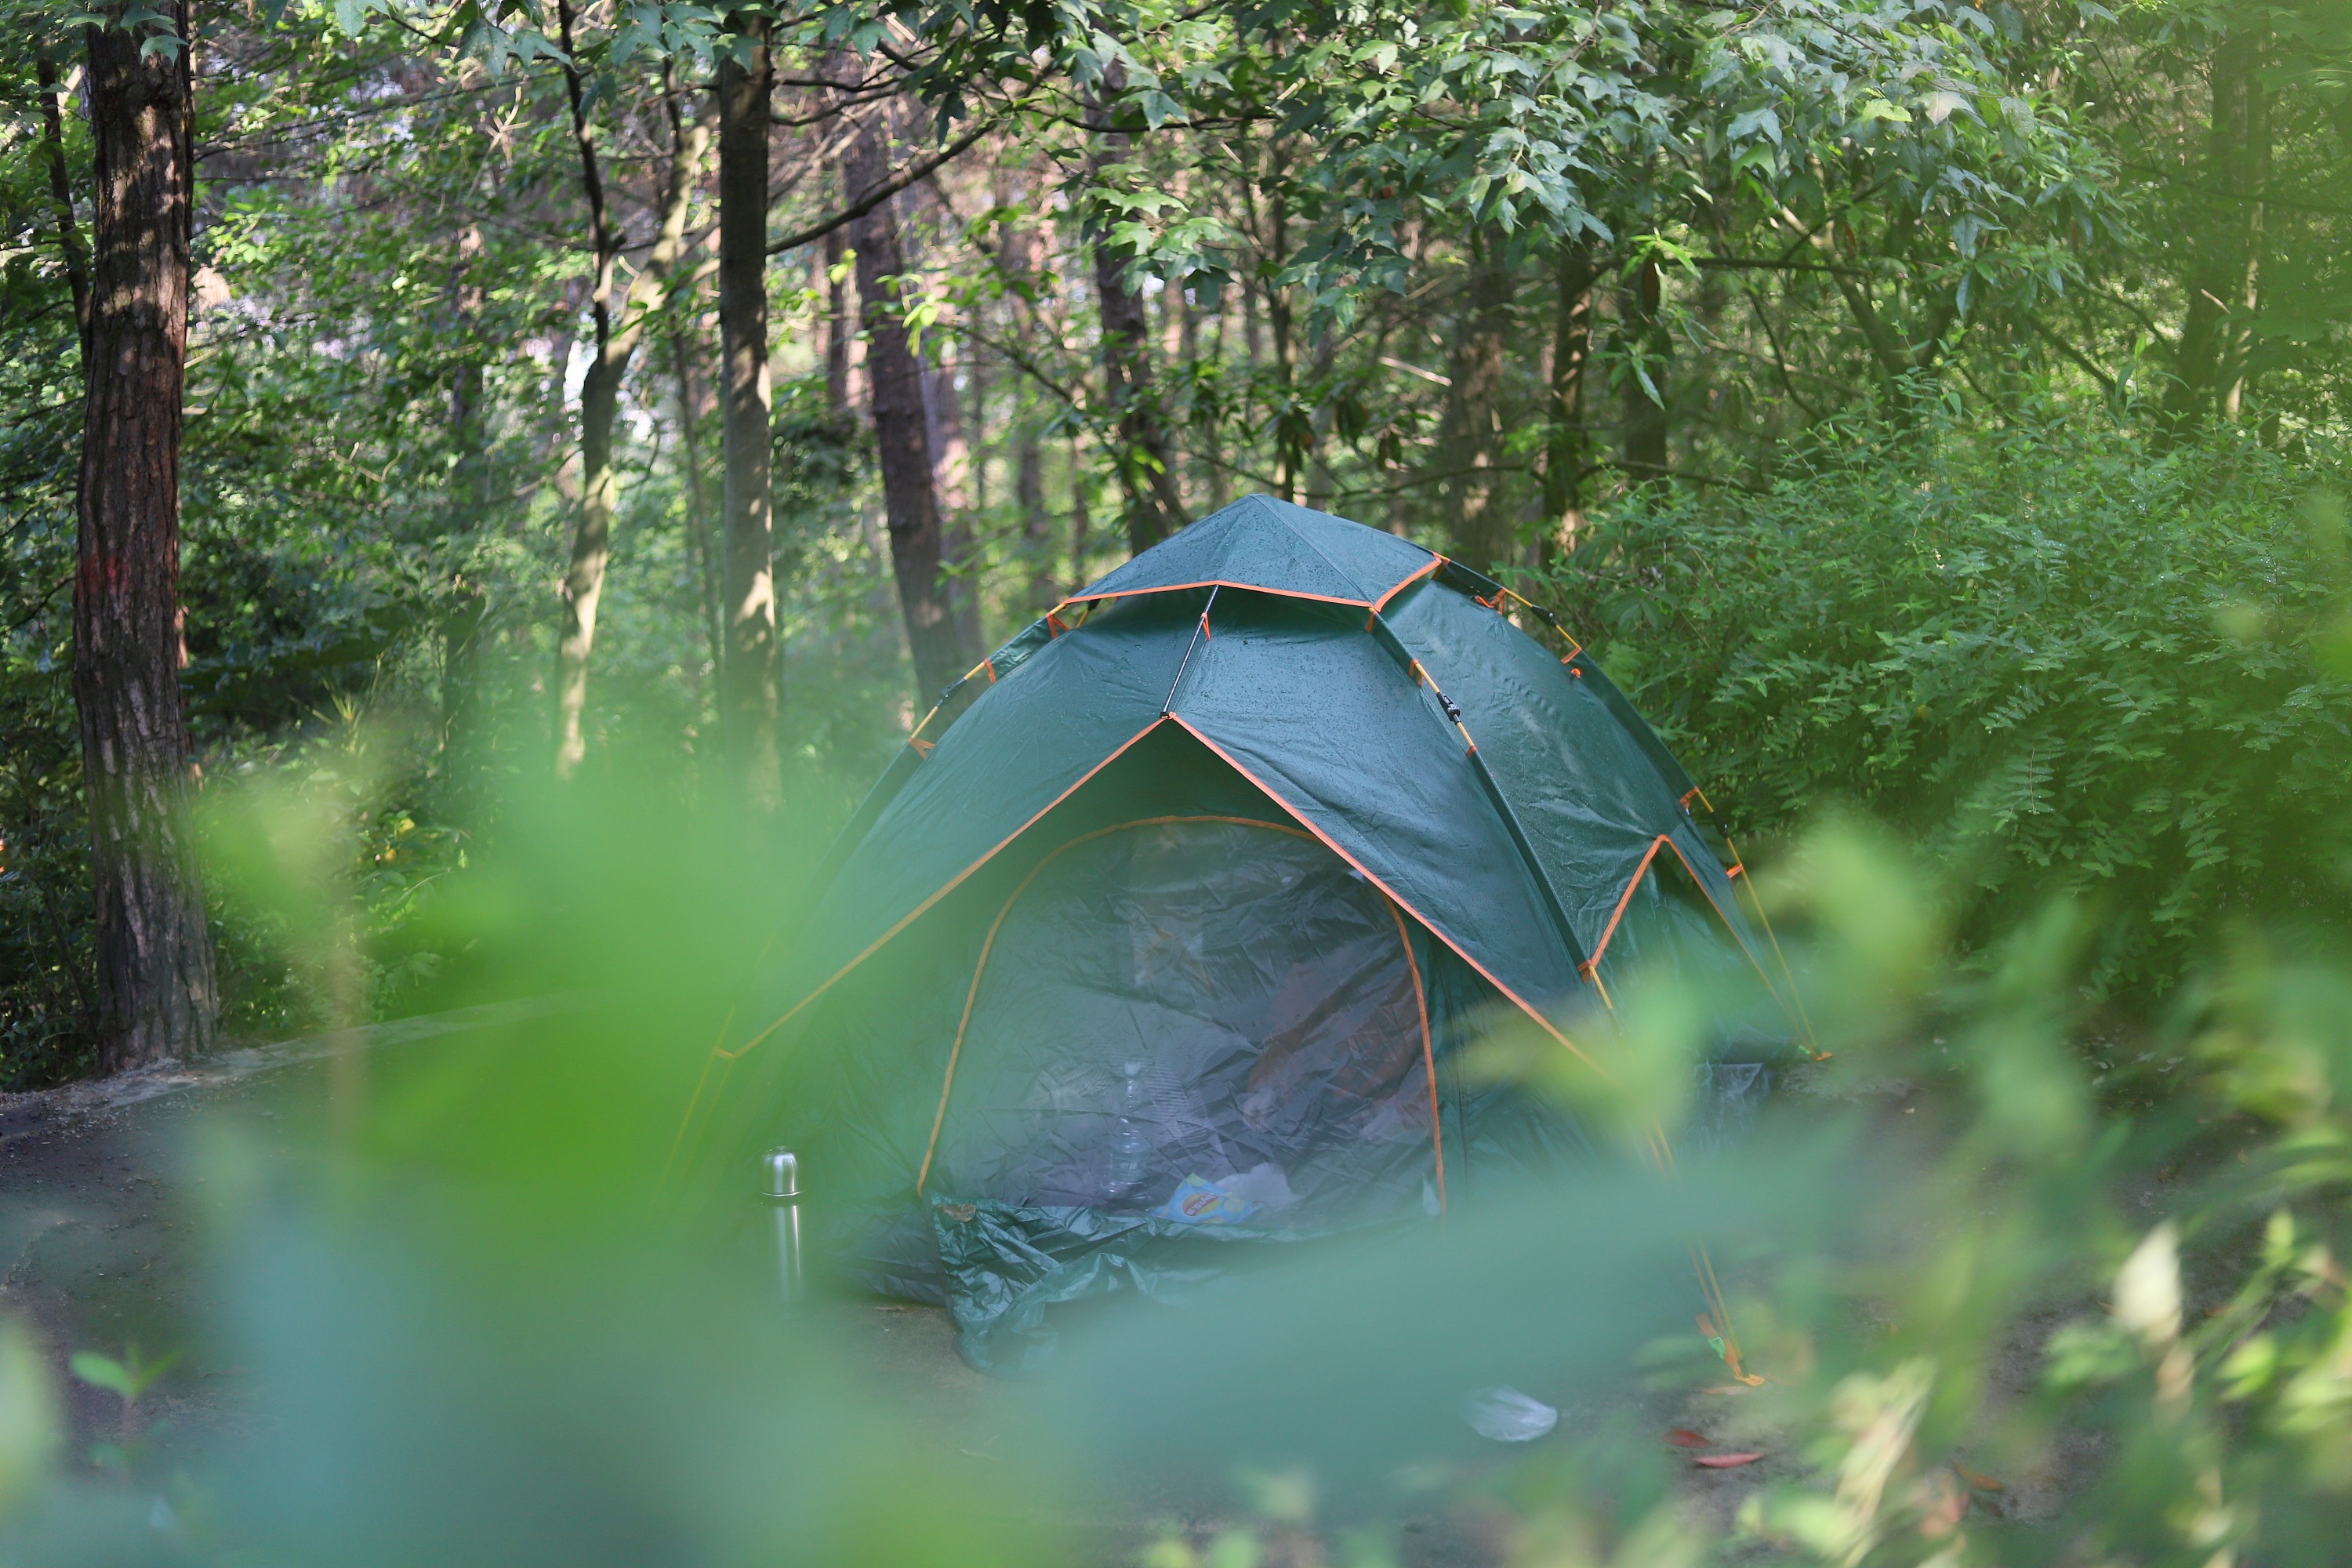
[[68, 1354, 130, 1400]]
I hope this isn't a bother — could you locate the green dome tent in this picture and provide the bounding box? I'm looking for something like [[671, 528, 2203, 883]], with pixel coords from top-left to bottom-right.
[[689, 497, 1794, 1373]]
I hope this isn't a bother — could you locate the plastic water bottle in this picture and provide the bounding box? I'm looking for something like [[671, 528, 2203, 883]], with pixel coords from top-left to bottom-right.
[[1109, 1060, 1150, 1204]]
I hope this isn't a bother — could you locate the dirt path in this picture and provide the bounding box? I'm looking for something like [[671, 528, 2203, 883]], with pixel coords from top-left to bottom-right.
[[0, 1001, 595, 1472]]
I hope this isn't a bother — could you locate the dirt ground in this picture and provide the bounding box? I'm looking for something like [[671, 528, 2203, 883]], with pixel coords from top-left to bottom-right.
[[0, 1008, 1538, 1563], [0, 1013, 2108, 1564]]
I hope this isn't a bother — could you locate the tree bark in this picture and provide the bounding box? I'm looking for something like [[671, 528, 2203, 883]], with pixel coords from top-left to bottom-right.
[[823, 223, 851, 414], [997, 206, 1056, 611], [1176, 278, 1207, 505], [2165, 31, 2269, 428], [844, 94, 968, 700], [1017, 424, 1052, 611], [440, 223, 491, 832], [1202, 298, 1231, 514], [2216, 61, 2268, 423], [1250, 140, 1304, 503], [1621, 256, 1670, 481], [74, 0, 217, 1073], [553, 23, 710, 779], [717, 19, 781, 811], [1087, 75, 1185, 552], [1068, 431, 1093, 593], [671, 323, 724, 687], [924, 339, 983, 654], [1439, 234, 1513, 568], [1542, 244, 1597, 561], [38, 49, 93, 355]]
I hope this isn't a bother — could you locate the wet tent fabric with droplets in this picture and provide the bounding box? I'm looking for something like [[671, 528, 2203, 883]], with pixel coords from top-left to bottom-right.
[[1075, 493, 1439, 605], [695, 496, 1793, 1373]]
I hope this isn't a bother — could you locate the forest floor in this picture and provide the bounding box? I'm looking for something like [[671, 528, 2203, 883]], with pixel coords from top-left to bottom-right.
[[0, 1013, 2121, 1565]]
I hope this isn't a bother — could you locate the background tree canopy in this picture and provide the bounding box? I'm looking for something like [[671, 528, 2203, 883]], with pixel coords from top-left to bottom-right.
[[2, 0, 2348, 1078]]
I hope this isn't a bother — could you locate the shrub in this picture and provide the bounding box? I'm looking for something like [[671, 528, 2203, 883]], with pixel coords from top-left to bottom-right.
[[1535, 419, 2352, 1000]]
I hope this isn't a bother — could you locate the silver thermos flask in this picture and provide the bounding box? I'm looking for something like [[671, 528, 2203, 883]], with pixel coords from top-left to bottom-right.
[[761, 1148, 804, 1303]]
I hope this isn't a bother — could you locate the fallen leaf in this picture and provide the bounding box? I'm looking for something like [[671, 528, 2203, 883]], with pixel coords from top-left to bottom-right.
[[1955, 1464, 2005, 1493], [1693, 1451, 1766, 1468], [1664, 1429, 1713, 1448]]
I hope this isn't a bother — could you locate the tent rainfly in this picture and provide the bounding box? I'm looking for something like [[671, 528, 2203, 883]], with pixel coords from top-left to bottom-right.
[[688, 496, 1794, 1373]]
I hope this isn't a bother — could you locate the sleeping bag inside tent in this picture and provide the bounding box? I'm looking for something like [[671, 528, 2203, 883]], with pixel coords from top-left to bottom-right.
[[691, 497, 1792, 1374]]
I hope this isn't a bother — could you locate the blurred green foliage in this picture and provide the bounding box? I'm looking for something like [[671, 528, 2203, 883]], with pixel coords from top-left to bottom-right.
[[2, 720, 2351, 1566]]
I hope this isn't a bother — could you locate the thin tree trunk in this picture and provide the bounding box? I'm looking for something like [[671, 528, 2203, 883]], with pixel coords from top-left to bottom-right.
[[1087, 74, 1184, 552], [38, 49, 93, 355], [964, 338, 983, 521], [1203, 296, 1231, 513], [553, 30, 710, 778], [717, 20, 781, 810], [924, 341, 983, 654], [823, 223, 851, 414], [1018, 424, 1051, 611], [1177, 279, 1204, 506], [1242, 258, 1263, 371], [966, 333, 993, 622], [1621, 256, 1670, 481], [1000, 206, 1055, 610], [844, 95, 967, 700], [550, 0, 617, 779], [74, 0, 216, 1072], [441, 223, 491, 831], [2166, 31, 2267, 434], [1439, 234, 1513, 568], [1068, 431, 1093, 593], [1264, 158, 1301, 503], [673, 322, 724, 687], [2216, 49, 2268, 421], [1542, 244, 1597, 561]]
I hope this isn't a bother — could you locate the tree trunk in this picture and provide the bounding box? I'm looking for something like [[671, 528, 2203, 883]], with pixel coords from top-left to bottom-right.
[[924, 341, 983, 654], [38, 49, 93, 355], [1542, 244, 1597, 562], [553, 26, 710, 779], [1439, 234, 1513, 568], [672, 324, 724, 686], [74, 0, 216, 1073], [1621, 256, 1670, 481], [440, 223, 491, 832], [1203, 299, 1231, 513], [2165, 31, 2268, 434], [823, 223, 851, 415], [844, 96, 969, 700], [1017, 425, 1051, 611], [1254, 142, 1302, 504], [1069, 432, 1094, 593], [2218, 76, 2268, 424], [1087, 77, 1185, 553], [1176, 280, 1207, 505], [717, 19, 781, 811], [997, 207, 1055, 611]]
